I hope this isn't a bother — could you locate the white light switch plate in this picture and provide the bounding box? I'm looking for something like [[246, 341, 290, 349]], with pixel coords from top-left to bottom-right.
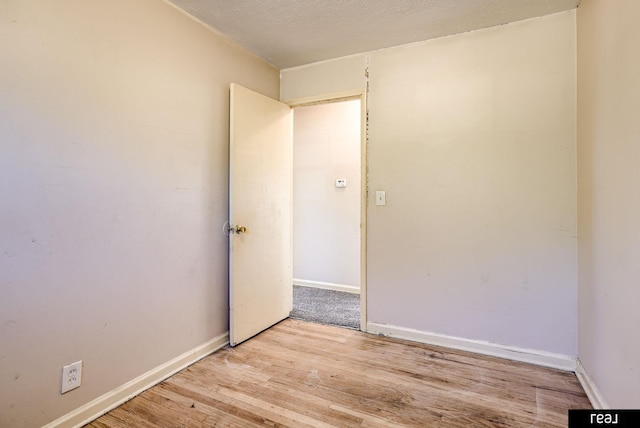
[[336, 178, 347, 188], [376, 191, 386, 206]]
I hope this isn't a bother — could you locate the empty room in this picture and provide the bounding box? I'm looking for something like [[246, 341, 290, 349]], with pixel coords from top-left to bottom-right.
[[1, 0, 639, 427]]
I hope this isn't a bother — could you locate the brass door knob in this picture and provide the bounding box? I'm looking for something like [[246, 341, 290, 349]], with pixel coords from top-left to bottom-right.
[[235, 225, 247, 234]]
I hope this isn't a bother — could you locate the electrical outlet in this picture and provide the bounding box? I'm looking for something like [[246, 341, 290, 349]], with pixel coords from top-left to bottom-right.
[[61, 361, 82, 394]]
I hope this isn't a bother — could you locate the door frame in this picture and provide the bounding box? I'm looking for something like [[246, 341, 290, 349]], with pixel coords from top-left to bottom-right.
[[284, 89, 368, 332]]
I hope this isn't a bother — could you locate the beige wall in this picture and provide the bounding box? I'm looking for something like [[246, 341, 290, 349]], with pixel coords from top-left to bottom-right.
[[577, 0, 640, 408], [282, 11, 577, 355], [281, 55, 367, 102], [0, 0, 278, 426], [293, 100, 361, 289]]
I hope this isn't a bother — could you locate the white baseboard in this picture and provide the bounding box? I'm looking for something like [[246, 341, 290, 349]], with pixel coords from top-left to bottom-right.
[[293, 279, 360, 294], [367, 322, 576, 371], [44, 332, 229, 428], [575, 358, 609, 409]]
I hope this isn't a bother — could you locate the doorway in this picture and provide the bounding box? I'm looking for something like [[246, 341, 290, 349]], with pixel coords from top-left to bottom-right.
[[288, 94, 366, 330], [228, 85, 366, 345]]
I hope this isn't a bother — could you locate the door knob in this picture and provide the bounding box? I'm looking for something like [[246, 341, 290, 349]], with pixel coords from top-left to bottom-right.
[[234, 225, 247, 234]]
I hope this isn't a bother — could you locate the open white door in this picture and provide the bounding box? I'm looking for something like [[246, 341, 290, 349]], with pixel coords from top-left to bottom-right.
[[229, 84, 293, 346]]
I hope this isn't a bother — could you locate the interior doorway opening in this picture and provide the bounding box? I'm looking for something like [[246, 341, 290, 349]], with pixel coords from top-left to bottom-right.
[[288, 94, 366, 330]]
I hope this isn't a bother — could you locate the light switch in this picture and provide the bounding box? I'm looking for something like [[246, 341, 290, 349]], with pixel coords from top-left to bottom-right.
[[336, 179, 347, 188], [376, 191, 386, 206]]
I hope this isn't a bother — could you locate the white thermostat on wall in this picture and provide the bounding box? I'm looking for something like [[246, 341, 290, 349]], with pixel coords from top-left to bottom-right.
[[336, 179, 347, 188]]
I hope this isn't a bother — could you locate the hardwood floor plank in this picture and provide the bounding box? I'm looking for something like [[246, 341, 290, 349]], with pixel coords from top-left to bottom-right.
[[156, 380, 282, 427], [101, 407, 160, 428], [88, 319, 590, 427]]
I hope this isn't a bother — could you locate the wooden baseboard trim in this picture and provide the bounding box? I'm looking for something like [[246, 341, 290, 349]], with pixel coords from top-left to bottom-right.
[[367, 322, 576, 371], [293, 279, 360, 294], [43, 332, 229, 428], [575, 358, 609, 409]]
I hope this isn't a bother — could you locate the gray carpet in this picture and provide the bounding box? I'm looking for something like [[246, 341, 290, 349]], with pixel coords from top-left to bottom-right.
[[290, 285, 360, 330]]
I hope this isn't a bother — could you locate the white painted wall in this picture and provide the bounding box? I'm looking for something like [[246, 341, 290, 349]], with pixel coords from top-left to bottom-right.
[[577, 0, 640, 408], [282, 55, 367, 102], [0, 1, 278, 426], [282, 11, 577, 356], [293, 100, 361, 289]]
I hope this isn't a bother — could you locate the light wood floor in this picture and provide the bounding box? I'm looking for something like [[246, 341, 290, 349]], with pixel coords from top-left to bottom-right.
[[87, 319, 591, 427]]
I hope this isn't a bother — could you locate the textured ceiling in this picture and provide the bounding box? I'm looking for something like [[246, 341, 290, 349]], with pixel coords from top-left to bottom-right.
[[166, 0, 580, 69]]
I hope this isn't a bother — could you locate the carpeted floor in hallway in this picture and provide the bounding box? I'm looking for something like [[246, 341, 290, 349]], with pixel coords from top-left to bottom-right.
[[290, 285, 360, 330]]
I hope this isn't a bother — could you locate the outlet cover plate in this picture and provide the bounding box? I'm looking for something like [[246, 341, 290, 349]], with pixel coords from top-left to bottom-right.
[[61, 360, 82, 394]]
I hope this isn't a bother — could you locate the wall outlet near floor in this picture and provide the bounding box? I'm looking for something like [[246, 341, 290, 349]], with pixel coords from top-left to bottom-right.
[[61, 360, 82, 394]]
